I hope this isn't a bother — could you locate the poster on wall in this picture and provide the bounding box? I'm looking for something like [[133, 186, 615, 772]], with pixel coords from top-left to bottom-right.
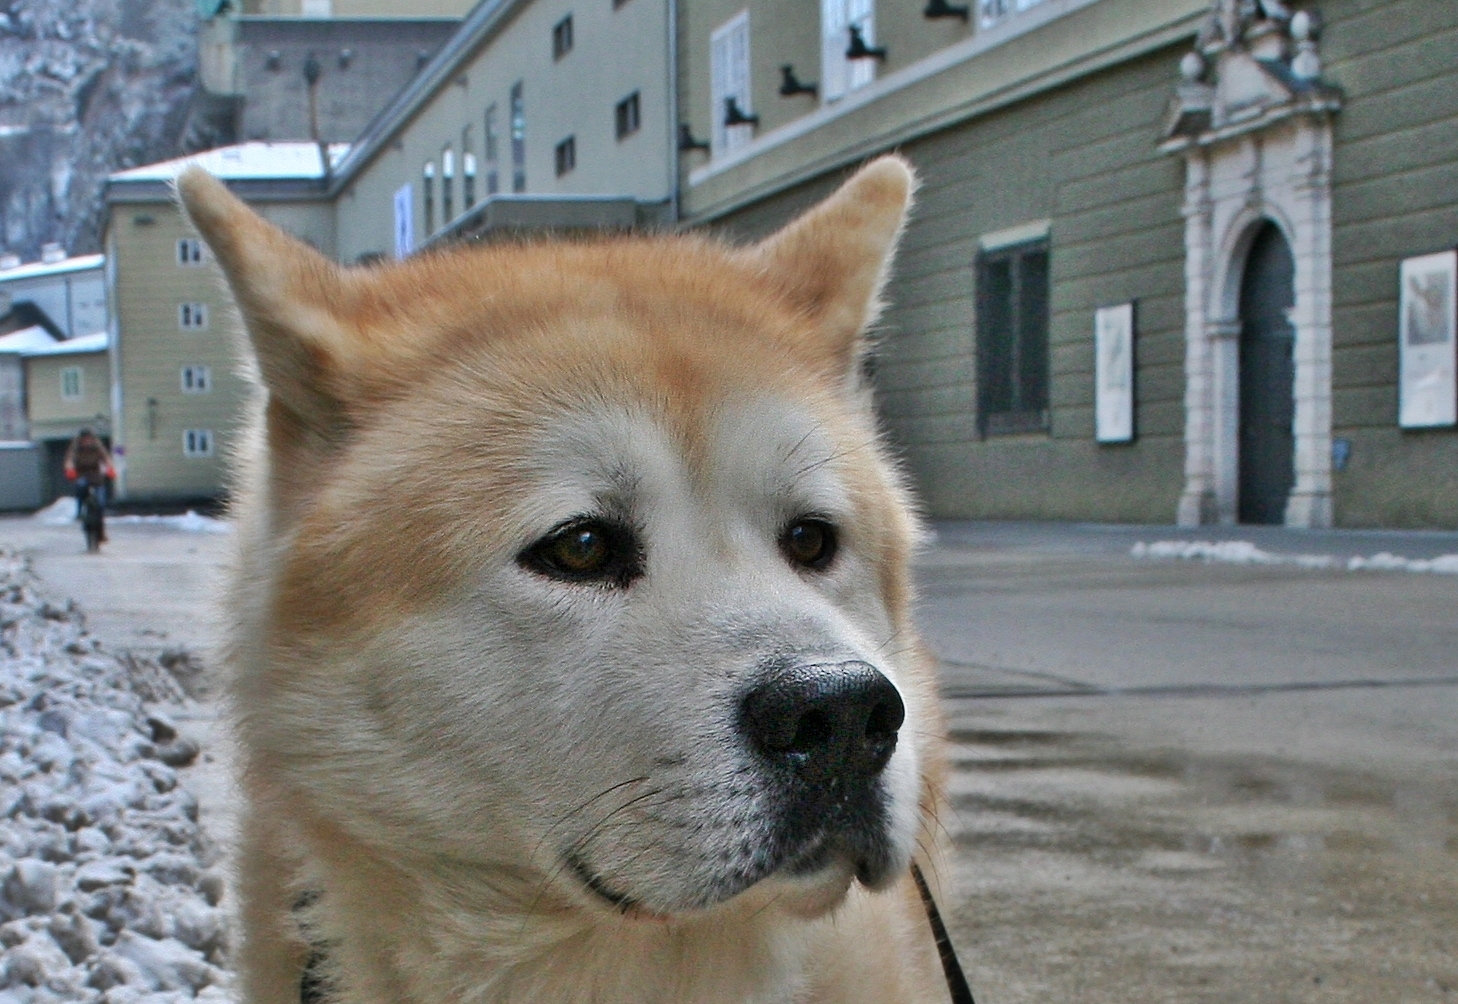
[[1398, 250, 1457, 428], [1095, 302, 1135, 443], [393, 184, 414, 261]]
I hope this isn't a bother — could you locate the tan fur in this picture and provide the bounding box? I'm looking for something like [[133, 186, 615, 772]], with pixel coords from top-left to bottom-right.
[[178, 157, 952, 1004]]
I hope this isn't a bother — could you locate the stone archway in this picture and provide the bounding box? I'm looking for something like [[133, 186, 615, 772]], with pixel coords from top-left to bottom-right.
[[1161, 1, 1341, 528]]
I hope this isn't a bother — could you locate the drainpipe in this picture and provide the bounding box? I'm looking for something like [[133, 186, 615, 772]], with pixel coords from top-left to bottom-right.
[[103, 229, 125, 499], [304, 52, 329, 180], [666, 0, 680, 225]]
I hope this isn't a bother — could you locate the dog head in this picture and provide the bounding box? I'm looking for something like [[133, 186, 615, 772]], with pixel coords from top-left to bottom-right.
[[180, 158, 941, 921]]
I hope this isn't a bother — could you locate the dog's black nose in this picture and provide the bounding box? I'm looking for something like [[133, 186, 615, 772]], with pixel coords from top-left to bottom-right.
[[740, 661, 904, 780]]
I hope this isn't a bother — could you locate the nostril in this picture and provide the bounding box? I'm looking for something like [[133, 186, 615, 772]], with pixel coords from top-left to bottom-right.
[[740, 661, 903, 776], [865, 692, 904, 741], [788, 708, 834, 756]]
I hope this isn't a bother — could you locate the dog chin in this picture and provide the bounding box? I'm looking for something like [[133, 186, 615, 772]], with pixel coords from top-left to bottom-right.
[[754, 858, 860, 919]]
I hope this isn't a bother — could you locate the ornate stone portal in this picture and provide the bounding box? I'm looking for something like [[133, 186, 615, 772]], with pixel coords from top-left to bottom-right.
[[1161, 1, 1341, 527]]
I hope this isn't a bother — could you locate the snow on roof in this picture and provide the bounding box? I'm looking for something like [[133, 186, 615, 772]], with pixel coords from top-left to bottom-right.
[[0, 253, 105, 283], [21, 331, 108, 357], [109, 142, 352, 183], [0, 326, 61, 355]]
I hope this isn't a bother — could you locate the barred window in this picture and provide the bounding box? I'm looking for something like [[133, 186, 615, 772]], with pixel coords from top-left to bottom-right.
[[180, 365, 211, 394], [976, 240, 1049, 436], [177, 238, 205, 266], [183, 429, 214, 457], [178, 303, 208, 331]]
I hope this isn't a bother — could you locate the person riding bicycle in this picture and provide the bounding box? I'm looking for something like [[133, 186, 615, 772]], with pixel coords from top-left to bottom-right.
[[64, 428, 115, 542]]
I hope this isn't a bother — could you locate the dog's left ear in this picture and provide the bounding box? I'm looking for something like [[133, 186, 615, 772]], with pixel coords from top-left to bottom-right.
[[746, 156, 915, 391]]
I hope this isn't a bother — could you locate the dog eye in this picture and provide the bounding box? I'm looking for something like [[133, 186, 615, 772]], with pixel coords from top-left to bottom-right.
[[779, 518, 838, 571], [519, 519, 642, 587]]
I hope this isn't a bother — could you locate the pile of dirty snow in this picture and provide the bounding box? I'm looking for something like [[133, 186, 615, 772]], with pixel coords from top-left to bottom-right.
[[0, 550, 229, 1003]]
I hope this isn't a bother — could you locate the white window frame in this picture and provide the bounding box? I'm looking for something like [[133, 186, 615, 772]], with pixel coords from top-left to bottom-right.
[[821, 0, 876, 104], [183, 429, 215, 458], [178, 302, 208, 331], [980, 0, 1044, 30], [180, 365, 212, 394], [60, 366, 83, 402], [710, 11, 752, 159], [177, 238, 206, 267]]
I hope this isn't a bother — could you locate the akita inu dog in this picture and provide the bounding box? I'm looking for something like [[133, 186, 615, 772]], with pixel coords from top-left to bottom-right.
[[178, 156, 956, 1003]]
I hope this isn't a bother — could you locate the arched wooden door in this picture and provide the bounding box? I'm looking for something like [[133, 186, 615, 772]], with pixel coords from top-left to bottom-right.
[[1237, 222, 1297, 525]]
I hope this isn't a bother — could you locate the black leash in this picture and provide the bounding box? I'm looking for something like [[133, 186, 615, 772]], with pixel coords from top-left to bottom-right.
[[911, 862, 976, 1004]]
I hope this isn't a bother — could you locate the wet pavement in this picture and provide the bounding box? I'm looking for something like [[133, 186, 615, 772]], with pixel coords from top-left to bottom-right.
[[922, 523, 1458, 1003], [1, 513, 1455, 1001]]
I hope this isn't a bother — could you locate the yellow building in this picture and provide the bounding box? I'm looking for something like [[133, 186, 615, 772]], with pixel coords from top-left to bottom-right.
[[22, 332, 112, 500], [103, 143, 342, 502]]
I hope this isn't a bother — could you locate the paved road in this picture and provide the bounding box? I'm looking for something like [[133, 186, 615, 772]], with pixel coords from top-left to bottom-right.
[[922, 522, 1458, 1003], [2, 514, 1455, 1002]]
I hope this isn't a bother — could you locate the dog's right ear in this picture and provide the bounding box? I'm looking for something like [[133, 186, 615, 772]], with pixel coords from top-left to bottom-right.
[[175, 166, 356, 439]]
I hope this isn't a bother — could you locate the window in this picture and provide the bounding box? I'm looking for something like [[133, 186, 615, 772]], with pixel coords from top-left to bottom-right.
[[60, 367, 83, 401], [615, 91, 641, 140], [710, 12, 752, 158], [462, 124, 477, 209], [423, 161, 436, 234], [178, 303, 208, 330], [441, 148, 455, 225], [979, 0, 1043, 29], [393, 183, 414, 259], [555, 136, 576, 177], [183, 429, 215, 458], [463, 153, 477, 209], [177, 238, 205, 266], [552, 14, 574, 60], [181, 365, 211, 394], [976, 240, 1050, 436], [821, 0, 876, 102], [484, 104, 501, 196], [510, 82, 526, 193]]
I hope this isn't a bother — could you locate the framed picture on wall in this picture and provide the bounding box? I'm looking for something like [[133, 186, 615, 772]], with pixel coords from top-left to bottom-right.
[[1398, 250, 1457, 429], [1095, 302, 1135, 443]]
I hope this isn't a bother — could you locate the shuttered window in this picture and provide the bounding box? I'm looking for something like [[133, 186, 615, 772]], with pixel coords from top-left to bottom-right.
[[976, 240, 1049, 435], [710, 12, 752, 158]]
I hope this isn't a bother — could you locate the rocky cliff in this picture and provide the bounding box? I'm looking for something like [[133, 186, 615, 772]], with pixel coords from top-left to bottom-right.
[[0, 0, 225, 261]]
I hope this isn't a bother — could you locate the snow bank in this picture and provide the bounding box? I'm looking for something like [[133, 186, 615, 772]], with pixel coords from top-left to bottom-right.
[[32, 502, 229, 536], [106, 515, 228, 536], [0, 551, 229, 1003], [30, 500, 75, 528], [1132, 540, 1458, 574]]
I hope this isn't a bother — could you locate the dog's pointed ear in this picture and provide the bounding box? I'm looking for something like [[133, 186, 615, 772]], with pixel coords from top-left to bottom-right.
[[746, 155, 915, 389], [175, 166, 356, 437]]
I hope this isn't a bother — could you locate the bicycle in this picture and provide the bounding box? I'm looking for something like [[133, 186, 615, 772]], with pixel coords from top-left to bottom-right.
[[77, 479, 106, 553]]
